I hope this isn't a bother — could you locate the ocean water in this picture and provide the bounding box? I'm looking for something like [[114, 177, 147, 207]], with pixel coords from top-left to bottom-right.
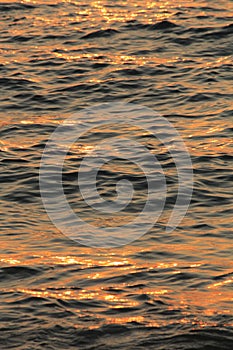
[[0, 0, 233, 349]]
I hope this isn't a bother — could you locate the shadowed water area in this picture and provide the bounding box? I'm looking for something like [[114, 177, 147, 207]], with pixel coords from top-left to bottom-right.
[[0, 0, 232, 349]]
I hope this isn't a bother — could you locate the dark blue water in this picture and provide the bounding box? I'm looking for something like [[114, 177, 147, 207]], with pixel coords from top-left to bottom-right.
[[0, 1, 232, 349]]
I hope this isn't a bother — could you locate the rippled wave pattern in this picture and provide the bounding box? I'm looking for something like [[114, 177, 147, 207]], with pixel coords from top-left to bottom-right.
[[0, 0, 232, 349]]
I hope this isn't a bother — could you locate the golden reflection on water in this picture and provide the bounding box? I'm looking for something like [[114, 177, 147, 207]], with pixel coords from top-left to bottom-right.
[[1, 244, 232, 328], [18, 0, 233, 26], [1, 0, 232, 334], [2, 282, 232, 327], [64, 0, 176, 24]]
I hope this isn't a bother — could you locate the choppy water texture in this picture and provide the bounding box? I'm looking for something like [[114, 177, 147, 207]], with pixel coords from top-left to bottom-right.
[[0, 0, 233, 349]]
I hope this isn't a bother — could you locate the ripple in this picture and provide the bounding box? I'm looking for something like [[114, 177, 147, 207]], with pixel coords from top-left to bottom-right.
[[0, 3, 35, 12], [0, 0, 232, 349], [81, 28, 120, 39]]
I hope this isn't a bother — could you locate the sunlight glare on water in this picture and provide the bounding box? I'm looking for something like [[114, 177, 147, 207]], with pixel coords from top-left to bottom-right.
[[0, 0, 232, 349]]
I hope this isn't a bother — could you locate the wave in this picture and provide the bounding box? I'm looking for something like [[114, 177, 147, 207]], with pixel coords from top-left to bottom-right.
[[81, 28, 120, 39]]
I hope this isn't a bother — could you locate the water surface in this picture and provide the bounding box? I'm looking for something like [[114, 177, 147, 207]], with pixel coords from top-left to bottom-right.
[[0, 0, 232, 349]]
